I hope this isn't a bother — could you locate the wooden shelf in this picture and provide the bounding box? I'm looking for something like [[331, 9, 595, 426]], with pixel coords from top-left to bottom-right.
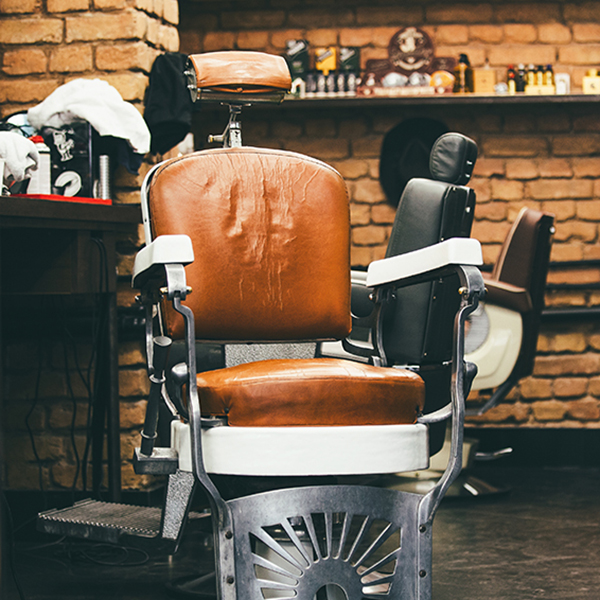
[[0, 196, 140, 230], [277, 93, 600, 110]]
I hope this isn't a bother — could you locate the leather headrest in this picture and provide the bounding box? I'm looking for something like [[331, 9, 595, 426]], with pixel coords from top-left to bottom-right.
[[429, 132, 478, 185]]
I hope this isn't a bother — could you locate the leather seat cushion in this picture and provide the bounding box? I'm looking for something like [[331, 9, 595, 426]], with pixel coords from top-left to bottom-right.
[[197, 358, 425, 427]]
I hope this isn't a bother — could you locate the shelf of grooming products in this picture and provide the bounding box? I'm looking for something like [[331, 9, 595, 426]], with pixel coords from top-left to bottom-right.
[[283, 32, 599, 100]]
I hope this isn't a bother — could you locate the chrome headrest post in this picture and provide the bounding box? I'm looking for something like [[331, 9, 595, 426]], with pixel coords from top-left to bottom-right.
[[208, 104, 245, 148]]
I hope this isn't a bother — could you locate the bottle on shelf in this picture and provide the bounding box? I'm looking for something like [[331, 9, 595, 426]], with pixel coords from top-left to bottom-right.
[[516, 63, 527, 92], [536, 65, 545, 86], [26, 135, 51, 195], [527, 64, 536, 87], [453, 53, 473, 93], [507, 64, 516, 95], [544, 64, 554, 86]]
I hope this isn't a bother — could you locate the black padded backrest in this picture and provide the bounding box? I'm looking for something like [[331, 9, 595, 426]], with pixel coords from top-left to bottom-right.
[[382, 178, 476, 366], [382, 174, 476, 456]]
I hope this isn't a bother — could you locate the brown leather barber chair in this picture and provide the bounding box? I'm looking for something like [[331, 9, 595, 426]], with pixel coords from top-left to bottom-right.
[[40, 52, 485, 600]]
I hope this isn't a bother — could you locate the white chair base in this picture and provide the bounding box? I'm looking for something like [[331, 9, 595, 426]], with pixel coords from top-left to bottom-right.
[[171, 420, 429, 476]]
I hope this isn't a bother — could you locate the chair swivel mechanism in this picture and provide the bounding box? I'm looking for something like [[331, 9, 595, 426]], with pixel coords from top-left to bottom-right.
[[131, 51, 485, 600]]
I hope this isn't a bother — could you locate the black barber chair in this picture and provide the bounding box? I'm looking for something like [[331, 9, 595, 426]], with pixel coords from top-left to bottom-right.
[[39, 51, 485, 600], [321, 131, 478, 457], [324, 147, 554, 496]]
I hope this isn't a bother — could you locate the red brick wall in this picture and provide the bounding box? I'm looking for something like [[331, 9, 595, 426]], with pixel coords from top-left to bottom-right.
[[2, 0, 600, 492], [0, 0, 178, 490], [0, 0, 179, 116]]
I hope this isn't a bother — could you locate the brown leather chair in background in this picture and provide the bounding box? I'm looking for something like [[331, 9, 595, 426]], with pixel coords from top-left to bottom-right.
[[466, 207, 555, 415]]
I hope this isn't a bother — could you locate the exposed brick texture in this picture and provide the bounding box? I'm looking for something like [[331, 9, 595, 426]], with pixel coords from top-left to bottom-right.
[[47, 0, 89, 12], [4, 0, 600, 493], [49, 44, 94, 72], [0, 0, 39, 13], [173, 0, 600, 439], [0, 0, 180, 492], [2, 48, 48, 75], [95, 42, 155, 72], [0, 18, 63, 44]]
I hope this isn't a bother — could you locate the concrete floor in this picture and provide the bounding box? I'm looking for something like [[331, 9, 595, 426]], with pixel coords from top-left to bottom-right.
[[3, 466, 600, 600]]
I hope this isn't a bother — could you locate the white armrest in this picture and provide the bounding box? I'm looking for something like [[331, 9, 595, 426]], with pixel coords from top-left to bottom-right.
[[366, 238, 483, 288], [350, 270, 368, 286], [132, 234, 194, 288]]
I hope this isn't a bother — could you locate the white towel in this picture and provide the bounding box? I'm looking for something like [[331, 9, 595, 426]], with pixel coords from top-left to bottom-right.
[[0, 131, 39, 182], [27, 78, 150, 154]]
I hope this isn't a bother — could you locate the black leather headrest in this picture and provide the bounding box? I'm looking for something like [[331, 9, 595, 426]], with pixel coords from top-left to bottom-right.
[[429, 132, 477, 185]]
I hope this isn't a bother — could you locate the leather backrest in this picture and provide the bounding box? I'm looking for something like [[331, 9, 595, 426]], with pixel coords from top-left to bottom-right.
[[490, 207, 555, 379], [148, 147, 351, 342], [383, 178, 476, 366], [492, 207, 547, 289]]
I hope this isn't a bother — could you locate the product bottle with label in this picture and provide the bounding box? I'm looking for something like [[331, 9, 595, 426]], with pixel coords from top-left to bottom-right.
[[26, 135, 51, 195], [507, 65, 516, 95], [453, 53, 473, 93], [516, 64, 527, 92], [536, 65, 545, 85], [527, 64, 536, 87]]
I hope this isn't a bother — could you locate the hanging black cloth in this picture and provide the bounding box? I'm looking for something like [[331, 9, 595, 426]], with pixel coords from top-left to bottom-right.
[[144, 52, 194, 155], [379, 117, 449, 207]]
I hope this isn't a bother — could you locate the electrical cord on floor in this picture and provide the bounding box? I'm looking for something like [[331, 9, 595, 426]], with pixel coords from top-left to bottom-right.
[[81, 237, 109, 496], [14, 536, 70, 571], [11, 535, 150, 574], [74, 542, 150, 567], [25, 334, 46, 500]]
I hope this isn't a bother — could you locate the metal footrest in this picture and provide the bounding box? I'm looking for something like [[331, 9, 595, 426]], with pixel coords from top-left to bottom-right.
[[38, 499, 163, 544]]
